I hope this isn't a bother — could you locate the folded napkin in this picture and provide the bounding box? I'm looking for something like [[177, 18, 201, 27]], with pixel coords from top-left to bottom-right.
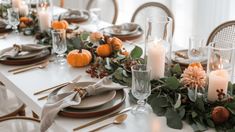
[[40, 77, 127, 132], [0, 44, 50, 59]]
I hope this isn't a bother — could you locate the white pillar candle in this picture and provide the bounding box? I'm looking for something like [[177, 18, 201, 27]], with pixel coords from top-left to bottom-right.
[[19, 2, 29, 16], [12, 0, 22, 9], [38, 8, 51, 32], [147, 39, 166, 79], [208, 69, 229, 102]]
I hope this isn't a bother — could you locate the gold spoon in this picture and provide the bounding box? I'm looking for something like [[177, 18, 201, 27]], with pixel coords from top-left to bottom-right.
[[88, 114, 128, 132]]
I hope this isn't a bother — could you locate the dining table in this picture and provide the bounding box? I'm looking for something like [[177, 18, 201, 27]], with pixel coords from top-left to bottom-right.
[[0, 7, 201, 132]]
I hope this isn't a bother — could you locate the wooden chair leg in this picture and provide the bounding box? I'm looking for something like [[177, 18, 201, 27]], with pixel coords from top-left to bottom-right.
[[32, 111, 39, 119], [18, 105, 26, 116]]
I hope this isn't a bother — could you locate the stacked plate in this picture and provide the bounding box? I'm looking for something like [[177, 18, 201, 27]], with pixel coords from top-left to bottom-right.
[[49, 82, 126, 118], [172, 49, 207, 69], [59, 10, 90, 23], [100, 23, 143, 41], [0, 44, 50, 65]]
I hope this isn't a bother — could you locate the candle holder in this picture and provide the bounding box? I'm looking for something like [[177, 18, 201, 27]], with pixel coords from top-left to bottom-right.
[[36, 0, 52, 32], [207, 41, 235, 102], [145, 15, 173, 80]]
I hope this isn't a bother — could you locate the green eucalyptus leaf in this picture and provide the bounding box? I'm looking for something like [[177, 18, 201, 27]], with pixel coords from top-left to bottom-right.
[[178, 107, 185, 119], [188, 89, 196, 102], [195, 121, 207, 131], [191, 111, 198, 118], [195, 96, 205, 112], [174, 94, 181, 109], [80, 32, 89, 41], [165, 77, 180, 90], [122, 70, 129, 77], [171, 64, 182, 75], [206, 119, 215, 128], [151, 96, 168, 116], [165, 109, 183, 129], [113, 68, 123, 80], [130, 46, 143, 59]]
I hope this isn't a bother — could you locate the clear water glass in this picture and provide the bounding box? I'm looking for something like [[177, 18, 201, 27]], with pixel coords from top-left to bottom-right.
[[131, 64, 152, 114], [188, 37, 205, 62], [51, 29, 67, 65], [7, 8, 20, 32], [89, 8, 101, 30]]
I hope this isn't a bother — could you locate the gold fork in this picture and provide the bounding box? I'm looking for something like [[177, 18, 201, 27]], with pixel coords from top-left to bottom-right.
[[36, 75, 82, 100], [12, 61, 49, 74]]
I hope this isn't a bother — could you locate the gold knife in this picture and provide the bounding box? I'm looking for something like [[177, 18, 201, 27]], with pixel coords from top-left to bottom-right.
[[73, 107, 132, 131]]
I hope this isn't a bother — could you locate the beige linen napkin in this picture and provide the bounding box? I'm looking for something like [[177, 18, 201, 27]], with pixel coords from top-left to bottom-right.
[[40, 77, 127, 132], [0, 44, 50, 59]]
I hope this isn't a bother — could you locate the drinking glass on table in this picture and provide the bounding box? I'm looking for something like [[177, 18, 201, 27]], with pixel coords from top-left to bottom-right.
[[7, 8, 20, 33], [51, 29, 67, 65], [89, 8, 101, 30], [131, 64, 152, 114], [188, 37, 205, 62]]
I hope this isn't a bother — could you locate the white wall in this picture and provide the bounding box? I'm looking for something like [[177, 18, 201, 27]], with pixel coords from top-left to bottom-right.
[[57, 0, 235, 48]]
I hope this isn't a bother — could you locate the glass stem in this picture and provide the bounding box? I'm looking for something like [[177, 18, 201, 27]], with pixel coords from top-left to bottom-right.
[[137, 99, 145, 107]]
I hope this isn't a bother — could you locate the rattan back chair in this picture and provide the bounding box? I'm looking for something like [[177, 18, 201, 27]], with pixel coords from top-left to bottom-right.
[[207, 20, 235, 46], [131, 2, 175, 34], [86, 0, 118, 24]]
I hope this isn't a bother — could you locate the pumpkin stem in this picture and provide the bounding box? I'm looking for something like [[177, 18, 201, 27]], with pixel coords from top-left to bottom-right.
[[78, 40, 83, 53]]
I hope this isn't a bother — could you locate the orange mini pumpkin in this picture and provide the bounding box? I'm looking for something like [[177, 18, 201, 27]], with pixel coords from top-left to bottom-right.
[[19, 17, 32, 23], [67, 49, 92, 67], [109, 37, 123, 50], [52, 20, 69, 30], [96, 44, 112, 57]]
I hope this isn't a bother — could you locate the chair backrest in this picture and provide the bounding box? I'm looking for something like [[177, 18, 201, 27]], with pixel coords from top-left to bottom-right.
[[131, 2, 175, 34], [206, 20, 235, 47], [86, 0, 118, 24], [60, 0, 64, 7]]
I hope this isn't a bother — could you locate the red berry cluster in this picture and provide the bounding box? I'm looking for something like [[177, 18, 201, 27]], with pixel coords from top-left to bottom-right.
[[86, 64, 109, 78], [216, 89, 226, 101]]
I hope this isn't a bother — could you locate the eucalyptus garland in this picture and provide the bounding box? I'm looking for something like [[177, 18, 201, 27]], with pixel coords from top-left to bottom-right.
[[147, 64, 235, 132]]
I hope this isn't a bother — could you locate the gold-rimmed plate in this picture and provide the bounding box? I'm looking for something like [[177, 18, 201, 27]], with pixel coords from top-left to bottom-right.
[[172, 49, 207, 66]]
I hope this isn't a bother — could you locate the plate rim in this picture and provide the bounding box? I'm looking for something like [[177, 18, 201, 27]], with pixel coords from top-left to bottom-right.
[[58, 89, 126, 118]]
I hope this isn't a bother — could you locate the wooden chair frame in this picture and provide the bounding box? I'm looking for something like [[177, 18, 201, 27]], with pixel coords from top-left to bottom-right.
[[86, 0, 118, 24], [131, 2, 175, 34]]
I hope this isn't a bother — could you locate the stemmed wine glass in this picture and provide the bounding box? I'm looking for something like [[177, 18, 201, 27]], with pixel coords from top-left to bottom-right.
[[51, 29, 67, 65], [7, 8, 20, 33], [131, 64, 152, 114]]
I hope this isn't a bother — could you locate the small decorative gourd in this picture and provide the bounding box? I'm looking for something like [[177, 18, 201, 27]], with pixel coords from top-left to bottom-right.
[[51, 20, 69, 30], [96, 44, 112, 57], [109, 37, 123, 50], [67, 49, 92, 67]]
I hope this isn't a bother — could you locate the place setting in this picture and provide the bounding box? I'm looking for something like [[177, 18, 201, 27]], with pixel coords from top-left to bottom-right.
[[172, 37, 208, 69], [100, 23, 143, 41], [38, 75, 128, 132], [59, 9, 90, 24]]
